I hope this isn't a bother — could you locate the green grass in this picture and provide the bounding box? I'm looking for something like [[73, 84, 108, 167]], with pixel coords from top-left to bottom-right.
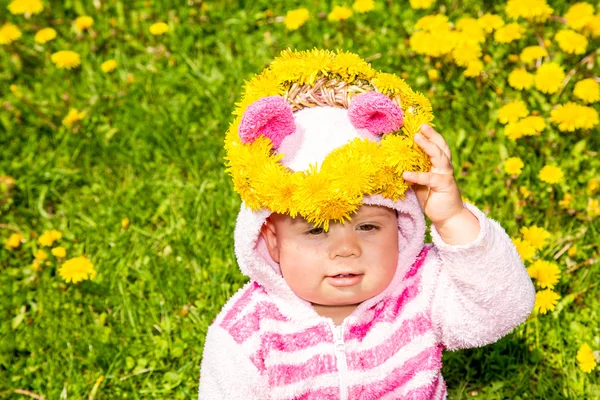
[[1, 0, 599, 398]]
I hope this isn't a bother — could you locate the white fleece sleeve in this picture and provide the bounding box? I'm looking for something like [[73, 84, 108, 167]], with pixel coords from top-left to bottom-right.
[[430, 202, 536, 351], [198, 324, 268, 399]]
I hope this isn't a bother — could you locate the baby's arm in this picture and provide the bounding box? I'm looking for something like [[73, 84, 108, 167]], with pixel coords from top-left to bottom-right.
[[429, 202, 536, 350], [198, 324, 267, 399]]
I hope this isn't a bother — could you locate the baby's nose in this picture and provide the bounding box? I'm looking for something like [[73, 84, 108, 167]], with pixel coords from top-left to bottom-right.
[[328, 230, 362, 259]]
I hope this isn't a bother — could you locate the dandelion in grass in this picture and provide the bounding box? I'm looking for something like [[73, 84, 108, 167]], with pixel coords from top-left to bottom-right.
[[565, 3, 595, 31], [577, 343, 597, 373], [4, 233, 23, 250], [504, 117, 546, 140], [534, 289, 560, 314], [519, 186, 531, 199], [583, 14, 600, 37], [534, 62, 565, 94], [149, 22, 169, 35], [410, 0, 435, 9], [519, 46, 547, 63], [8, 0, 43, 15], [284, 8, 309, 30], [122, 217, 130, 229], [508, 68, 533, 90], [328, 6, 353, 22], [588, 198, 600, 218], [74, 16, 94, 31], [62, 108, 87, 127], [528, 260, 560, 289], [512, 237, 536, 262], [574, 79, 599, 103], [352, 0, 374, 13], [505, 0, 552, 22], [504, 157, 524, 175], [0, 23, 22, 45], [34, 249, 48, 261], [58, 255, 96, 283], [588, 178, 599, 194], [427, 69, 439, 81], [520, 226, 551, 250], [34, 27, 56, 44], [550, 103, 599, 132], [494, 23, 524, 43], [101, 59, 118, 73], [539, 165, 564, 185], [38, 229, 62, 247], [555, 30, 587, 54], [51, 50, 81, 69], [558, 193, 573, 209], [567, 245, 577, 257], [477, 14, 504, 33], [498, 100, 528, 124], [51, 246, 66, 258], [463, 60, 483, 77]]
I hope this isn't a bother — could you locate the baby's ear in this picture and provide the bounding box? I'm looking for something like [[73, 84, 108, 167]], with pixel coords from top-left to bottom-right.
[[260, 217, 280, 263], [238, 96, 296, 149], [348, 91, 404, 135]]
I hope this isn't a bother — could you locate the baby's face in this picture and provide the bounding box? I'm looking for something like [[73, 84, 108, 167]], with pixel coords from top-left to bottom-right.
[[262, 205, 399, 309]]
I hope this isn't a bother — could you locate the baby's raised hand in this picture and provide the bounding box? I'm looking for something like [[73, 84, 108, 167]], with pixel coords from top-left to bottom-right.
[[402, 125, 480, 245]]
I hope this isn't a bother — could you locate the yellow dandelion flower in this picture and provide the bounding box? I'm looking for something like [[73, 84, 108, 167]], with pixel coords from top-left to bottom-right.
[[452, 38, 482, 66], [534, 289, 560, 314], [539, 165, 564, 184], [550, 102, 599, 132], [415, 14, 450, 32], [555, 30, 587, 54], [498, 100, 529, 124], [574, 79, 599, 103], [34, 27, 56, 44], [328, 5, 353, 22], [428, 69, 439, 81], [583, 14, 600, 37], [38, 229, 62, 247], [520, 46, 548, 63], [122, 217, 130, 229], [588, 178, 599, 194], [512, 237, 536, 261], [519, 186, 531, 199], [477, 13, 504, 33], [101, 59, 118, 73], [504, 157, 524, 175], [508, 68, 534, 90], [410, 30, 456, 57], [58, 255, 96, 283], [149, 22, 169, 35], [534, 62, 565, 94], [565, 3, 595, 31], [410, 0, 435, 9], [34, 249, 48, 261], [463, 60, 483, 77], [330, 50, 376, 82], [4, 233, 23, 249], [588, 198, 600, 217], [456, 17, 486, 43], [577, 343, 597, 373], [567, 244, 577, 257], [51, 50, 81, 69], [62, 108, 87, 127], [520, 226, 551, 250], [506, 0, 552, 22], [494, 23, 525, 43], [31, 259, 41, 272], [352, 0, 374, 13], [51, 246, 66, 258], [74, 16, 93, 31], [372, 72, 411, 96], [284, 8, 309, 30], [8, 0, 43, 15], [0, 23, 22, 45], [559, 193, 573, 209]]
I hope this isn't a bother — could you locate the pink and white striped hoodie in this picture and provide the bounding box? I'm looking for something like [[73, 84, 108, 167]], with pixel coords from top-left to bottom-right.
[[198, 190, 536, 399]]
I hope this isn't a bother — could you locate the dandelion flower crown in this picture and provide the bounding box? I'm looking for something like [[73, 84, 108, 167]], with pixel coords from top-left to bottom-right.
[[225, 49, 433, 229]]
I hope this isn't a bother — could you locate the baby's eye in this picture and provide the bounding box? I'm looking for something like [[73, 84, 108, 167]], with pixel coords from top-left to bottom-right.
[[357, 224, 377, 231], [307, 227, 325, 235]]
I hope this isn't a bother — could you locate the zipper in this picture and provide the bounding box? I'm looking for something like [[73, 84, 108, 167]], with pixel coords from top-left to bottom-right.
[[332, 323, 348, 400]]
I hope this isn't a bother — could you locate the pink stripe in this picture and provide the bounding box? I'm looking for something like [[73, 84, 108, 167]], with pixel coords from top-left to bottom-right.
[[268, 354, 337, 386], [347, 313, 433, 370], [220, 281, 261, 329], [346, 276, 421, 341], [348, 345, 443, 399], [403, 374, 443, 399], [260, 323, 332, 353], [439, 380, 447, 399], [405, 244, 432, 280], [294, 386, 339, 400], [228, 301, 287, 343]]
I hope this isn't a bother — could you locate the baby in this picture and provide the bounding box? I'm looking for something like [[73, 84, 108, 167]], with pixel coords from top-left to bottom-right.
[[199, 49, 535, 399]]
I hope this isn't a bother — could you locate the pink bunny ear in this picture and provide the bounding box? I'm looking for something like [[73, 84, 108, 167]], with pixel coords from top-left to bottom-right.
[[348, 91, 404, 135], [238, 96, 295, 148]]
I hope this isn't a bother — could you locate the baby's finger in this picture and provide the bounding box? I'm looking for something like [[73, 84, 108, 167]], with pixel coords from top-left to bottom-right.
[[413, 133, 453, 173], [402, 170, 453, 190], [420, 125, 452, 163]]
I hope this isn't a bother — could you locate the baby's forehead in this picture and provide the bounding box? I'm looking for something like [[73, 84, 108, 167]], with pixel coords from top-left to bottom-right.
[[272, 204, 395, 226]]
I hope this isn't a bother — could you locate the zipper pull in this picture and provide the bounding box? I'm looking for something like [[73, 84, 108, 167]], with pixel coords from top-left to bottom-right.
[[334, 325, 345, 352]]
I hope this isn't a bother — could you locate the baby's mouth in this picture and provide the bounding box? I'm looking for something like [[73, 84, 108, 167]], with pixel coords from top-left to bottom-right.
[[332, 273, 358, 278]]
